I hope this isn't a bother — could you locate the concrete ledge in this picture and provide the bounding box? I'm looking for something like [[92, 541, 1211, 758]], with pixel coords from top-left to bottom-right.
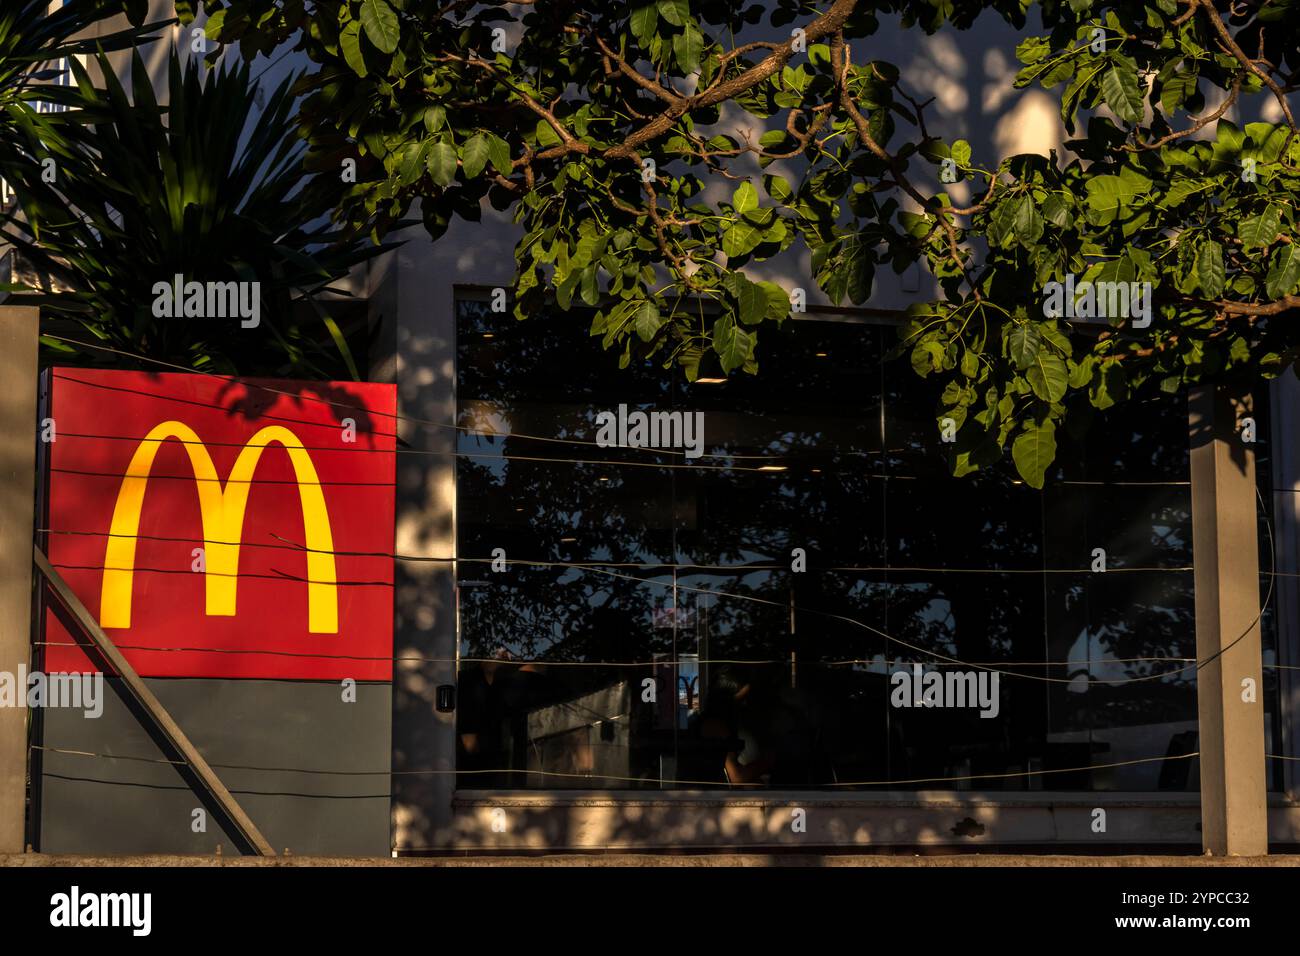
[[430, 791, 1196, 851], [407, 791, 1300, 852]]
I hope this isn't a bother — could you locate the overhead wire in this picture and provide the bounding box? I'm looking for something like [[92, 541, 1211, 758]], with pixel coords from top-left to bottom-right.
[[30, 743, 1211, 790], [45, 342, 794, 461], [40, 337, 1207, 482], [32, 494, 1274, 686], [39, 525, 1197, 574]]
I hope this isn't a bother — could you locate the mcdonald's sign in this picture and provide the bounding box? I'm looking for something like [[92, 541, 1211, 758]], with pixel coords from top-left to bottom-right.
[[41, 369, 396, 681]]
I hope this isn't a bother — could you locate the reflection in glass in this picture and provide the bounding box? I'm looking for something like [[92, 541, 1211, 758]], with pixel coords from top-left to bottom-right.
[[454, 296, 1280, 792]]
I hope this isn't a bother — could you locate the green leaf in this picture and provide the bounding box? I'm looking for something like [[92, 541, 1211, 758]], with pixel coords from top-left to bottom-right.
[[1240, 204, 1280, 249], [1089, 361, 1128, 410], [339, 21, 368, 77], [630, 4, 658, 45], [580, 264, 599, 306], [426, 141, 458, 187], [1012, 419, 1057, 489], [658, 0, 688, 27], [1068, 354, 1095, 388], [757, 281, 790, 321], [38, 334, 78, 353], [910, 339, 946, 377], [733, 181, 758, 214], [1040, 196, 1072, 230], [534, 119, 562, 148], [721, 220, 760, 258], [723, 272, 767, 326], [846, 245, 873, 305], [573, 234, 607, 268], [1041, 324, 1072, 358], [423, 105, 447, 133], [556, 266, 583, 305], [1012, 194, 1043, 246], [1160, 178, 1212, 209], [1101, 64, 1144, 123], [763, 173, 793, 203], [1247, 123, 1291, 163], [1027, 351, 1068, 403], [1085, 170, 1151, 224], [673, 26, 704, 73], [1008, 324, 1042, 370], [398, 142, 427, 184], [359, 0, 400, 54], [679, 346, 704, 382], [899, 211, 931, 239], [1016, 36, 1051, 65], [1196, 240, 1225, 298], [204, 9, 227, 38], [1215, 119, 1245, 152], [634, 299, 663, 341], [713, 319, 754, 372], [1159, 69, 1198, 114], [461, 133, 490, 179], [1266, 244, 1300, 299], [484, 132, 512, 175], [318, 310, 362, 381]]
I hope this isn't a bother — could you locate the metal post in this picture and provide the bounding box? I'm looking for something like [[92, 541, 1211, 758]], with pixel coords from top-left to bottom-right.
[[1189, 384, 1269, 856], [0, 307, 38, 853]]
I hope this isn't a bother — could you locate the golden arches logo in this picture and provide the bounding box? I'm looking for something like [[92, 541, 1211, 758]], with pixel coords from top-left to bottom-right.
[[99, 421, 338, 633]]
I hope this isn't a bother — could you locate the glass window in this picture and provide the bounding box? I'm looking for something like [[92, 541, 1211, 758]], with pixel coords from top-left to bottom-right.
[[454, 295, 1282, 792]]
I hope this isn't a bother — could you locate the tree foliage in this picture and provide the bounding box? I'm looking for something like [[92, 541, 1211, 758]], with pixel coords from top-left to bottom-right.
[[188, 0, 1300, 484]]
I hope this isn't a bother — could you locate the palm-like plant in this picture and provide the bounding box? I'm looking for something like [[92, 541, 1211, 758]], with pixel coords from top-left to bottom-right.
[[2, 47, 393, 378], [0, 1, 150, 182]]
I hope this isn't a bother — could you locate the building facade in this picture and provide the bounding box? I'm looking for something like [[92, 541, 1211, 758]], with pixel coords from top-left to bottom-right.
[[15, 0, 1300, 856]]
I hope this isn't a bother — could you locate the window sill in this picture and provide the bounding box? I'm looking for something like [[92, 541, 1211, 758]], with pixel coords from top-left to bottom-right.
[[452, 788, 1214, 808]]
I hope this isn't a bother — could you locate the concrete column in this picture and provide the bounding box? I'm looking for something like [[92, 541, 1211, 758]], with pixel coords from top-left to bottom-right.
[[387, 206, 521, 852], [1188, 384, 1268, 856], [1268, 373, 1300, 801], [0, 306, 39, 853]]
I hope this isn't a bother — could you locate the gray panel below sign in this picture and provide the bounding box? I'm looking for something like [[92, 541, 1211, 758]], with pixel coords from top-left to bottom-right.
[[38, 677, 391, 857]]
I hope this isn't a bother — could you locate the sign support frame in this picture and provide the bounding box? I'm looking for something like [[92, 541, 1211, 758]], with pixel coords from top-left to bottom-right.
[[34, 546, 275, 857]]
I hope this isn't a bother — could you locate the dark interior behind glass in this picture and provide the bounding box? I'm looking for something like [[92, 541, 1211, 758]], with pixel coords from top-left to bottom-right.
[[454, 296, 1280, 792]]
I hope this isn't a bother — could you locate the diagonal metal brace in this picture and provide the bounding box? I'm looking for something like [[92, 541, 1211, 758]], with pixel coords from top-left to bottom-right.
[[34, 545, 275, 857]]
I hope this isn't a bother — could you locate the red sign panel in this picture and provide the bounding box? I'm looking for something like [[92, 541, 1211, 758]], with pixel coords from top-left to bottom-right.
[[43, 369, 396, 681]]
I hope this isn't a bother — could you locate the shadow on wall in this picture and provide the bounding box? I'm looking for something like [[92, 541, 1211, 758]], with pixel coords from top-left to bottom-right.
[[745, 15, 1068, 310]]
